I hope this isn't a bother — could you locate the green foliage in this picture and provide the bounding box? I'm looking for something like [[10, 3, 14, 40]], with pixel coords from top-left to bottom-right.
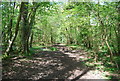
[[2, 2, 120, 77], [49, 47, 58, 51], [2, 53, 12, 60], [113, 56, 120, 65]]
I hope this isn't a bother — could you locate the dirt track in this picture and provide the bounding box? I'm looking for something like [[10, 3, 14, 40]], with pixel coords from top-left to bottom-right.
[[2, 44, 110, 80]]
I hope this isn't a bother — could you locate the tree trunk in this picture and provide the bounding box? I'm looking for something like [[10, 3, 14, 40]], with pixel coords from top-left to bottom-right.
[[30, 31, 33, 48], [28, 2, 40, 48], [21, 2, 29, 54], [5, 3, 23, 54], [117, 1, 120, 55], [105, 37, 119, 69]]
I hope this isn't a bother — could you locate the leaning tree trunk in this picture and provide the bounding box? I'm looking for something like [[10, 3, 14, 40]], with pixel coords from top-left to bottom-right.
[[5, 2, 23, 55], [28, 2, 40, 48]]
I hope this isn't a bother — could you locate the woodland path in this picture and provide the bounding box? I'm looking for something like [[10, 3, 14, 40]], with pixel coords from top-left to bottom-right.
[[2, 44, 110, 80]]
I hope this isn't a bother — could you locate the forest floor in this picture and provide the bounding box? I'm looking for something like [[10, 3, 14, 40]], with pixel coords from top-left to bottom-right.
[[2, 44, 120, 80]]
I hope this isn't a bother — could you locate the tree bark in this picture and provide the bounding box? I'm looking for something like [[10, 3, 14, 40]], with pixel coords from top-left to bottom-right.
[[30, 31, 33, 48], [21, 2, 29, 54], [28, 2, 40, 48], [117, 1, 120, 55], [5, 3, 23, 54]]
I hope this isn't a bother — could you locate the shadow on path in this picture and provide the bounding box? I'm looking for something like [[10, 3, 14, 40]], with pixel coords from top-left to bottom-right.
[[2, 44, 89, 80]]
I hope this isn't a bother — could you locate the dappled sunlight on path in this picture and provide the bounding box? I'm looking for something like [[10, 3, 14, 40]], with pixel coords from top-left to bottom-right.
[[2, 44, 112, 80]]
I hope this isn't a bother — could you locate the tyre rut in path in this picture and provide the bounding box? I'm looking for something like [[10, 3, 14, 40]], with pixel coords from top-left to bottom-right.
[[2, 44, 90, 80]]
